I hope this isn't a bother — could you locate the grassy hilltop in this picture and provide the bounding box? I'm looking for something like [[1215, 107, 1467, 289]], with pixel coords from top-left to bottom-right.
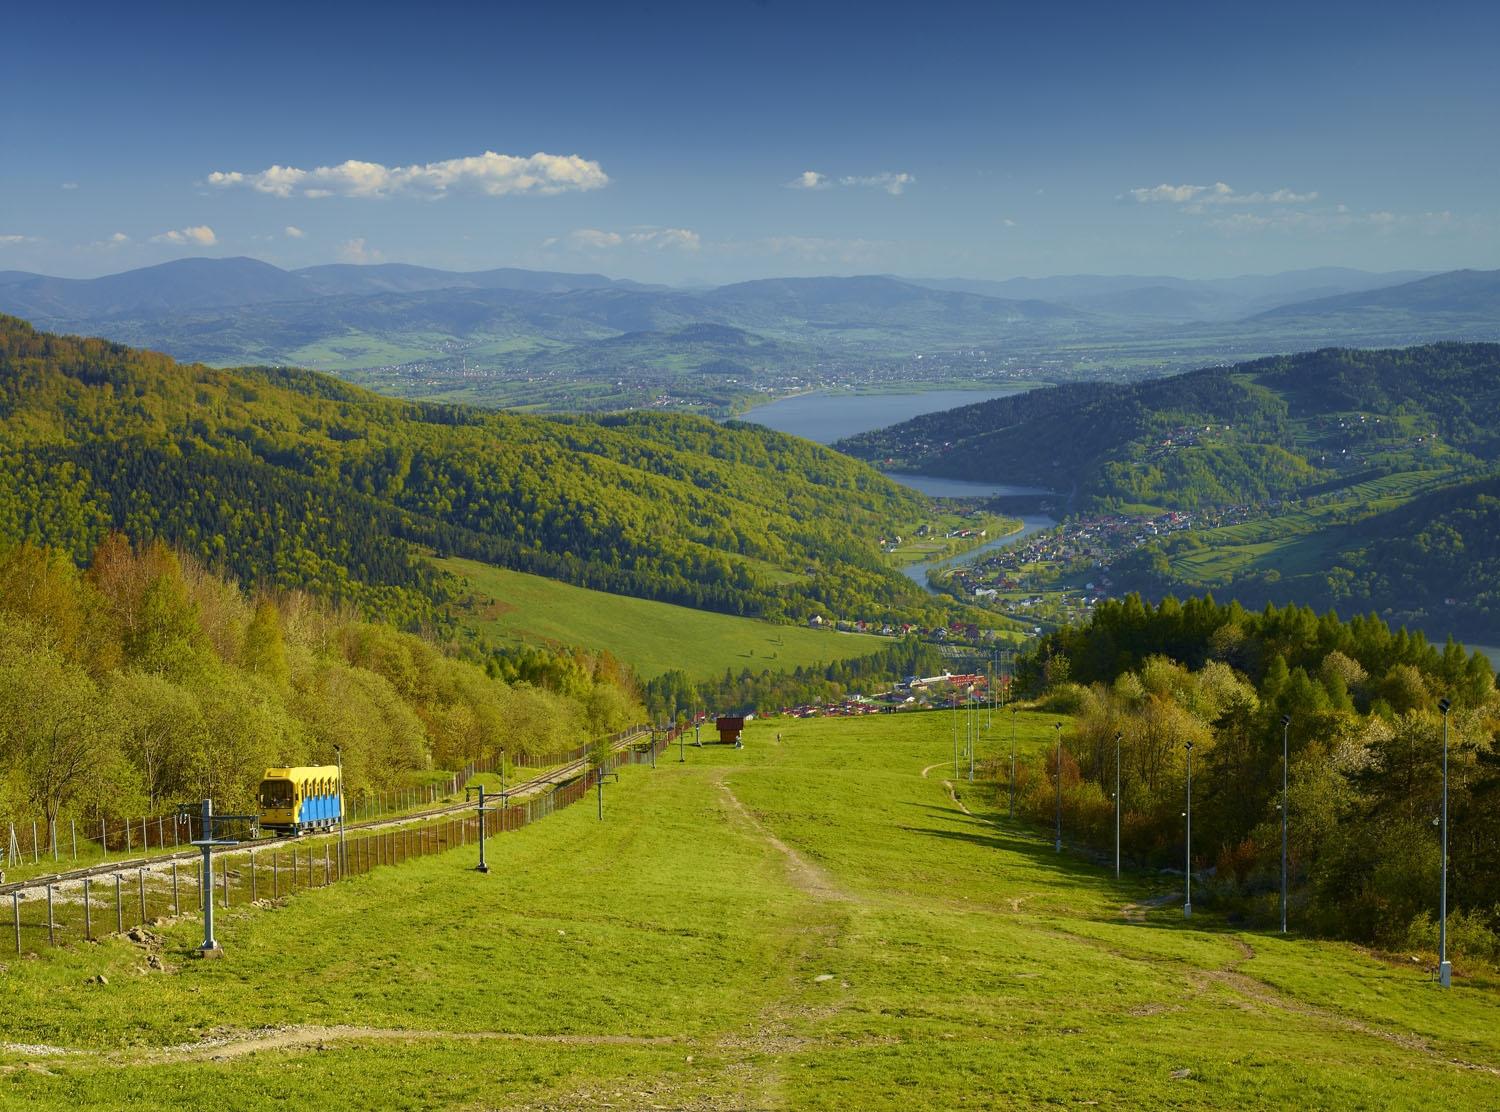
[[3, 712, 1495, 1110]]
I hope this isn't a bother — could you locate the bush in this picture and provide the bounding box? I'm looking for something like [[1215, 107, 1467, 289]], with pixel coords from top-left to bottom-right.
[[1404, 907, 1500, 968]]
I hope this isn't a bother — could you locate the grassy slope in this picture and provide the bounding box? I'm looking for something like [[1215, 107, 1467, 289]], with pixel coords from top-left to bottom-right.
[[2, 711, 1496, 1110], [441, 554, 881, 679]]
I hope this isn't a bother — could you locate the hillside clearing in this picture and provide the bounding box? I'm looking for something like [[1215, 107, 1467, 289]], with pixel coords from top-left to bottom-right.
[[1, 711, 1495, 1109], [440, 555, 883, 679]]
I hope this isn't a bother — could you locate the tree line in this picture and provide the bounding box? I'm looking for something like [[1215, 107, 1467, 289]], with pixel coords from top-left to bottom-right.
[[0, 315, 959, 631], [0, 536, 645, 846], [1014, 594, 1500, 962]]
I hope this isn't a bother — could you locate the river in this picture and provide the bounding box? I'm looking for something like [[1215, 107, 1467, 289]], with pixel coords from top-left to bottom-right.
[[738, 388, 1056, 593]]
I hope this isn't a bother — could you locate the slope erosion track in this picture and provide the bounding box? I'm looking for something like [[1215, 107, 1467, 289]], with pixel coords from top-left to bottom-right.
[[4, 726, 676, 955]]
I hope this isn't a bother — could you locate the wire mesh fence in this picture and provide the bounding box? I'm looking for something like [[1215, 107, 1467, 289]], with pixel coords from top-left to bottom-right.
[[2, 726, 659, 874], [5, 729, 678, 957]]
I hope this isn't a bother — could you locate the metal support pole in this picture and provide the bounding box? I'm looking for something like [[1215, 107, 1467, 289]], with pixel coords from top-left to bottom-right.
[[1009, 710, 1017, 820], [1115, 731, 1122, 880], [114, 873, 123, 934], [250, 850, 257, 902], [46, 885, 54, 946], [1054, 722, 1063, 853], [12, 892, 18, 954], [1184, 741, 1194, 919], [1438, 699, 1452, 987], [172, 860, 179, 917], [273, 852, 278, 899], [84, 878, 92, 940], [138, 867, 146, 922], [334, 746, 347, 877], [1280, 715, 1290, 935], [469, 786, 491, 873], [71, 820, 76, 862]]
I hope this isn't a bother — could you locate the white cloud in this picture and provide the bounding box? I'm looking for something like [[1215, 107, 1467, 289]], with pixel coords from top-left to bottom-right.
[[207, 150, 609, 200], [151, 225, 217, 246], [787, 170, 829, 190], [61, 182, 79, 191], [1128, 181, 1318, 206], [556, 226, 701, 252], [788, 170, 915, 196], [840, 171, 914, 195], [1002, 218, 1017, 228], [338, 237, 382, 263], [0, 234, 36, 246], [284, 225, 306, 239]]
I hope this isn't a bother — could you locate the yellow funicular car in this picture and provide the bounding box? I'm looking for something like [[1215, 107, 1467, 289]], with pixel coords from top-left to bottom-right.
[[257, 765, 343, 835]]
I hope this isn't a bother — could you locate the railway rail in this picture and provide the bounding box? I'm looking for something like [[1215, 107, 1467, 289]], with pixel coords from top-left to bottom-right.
[[0, 727, 651, 898]]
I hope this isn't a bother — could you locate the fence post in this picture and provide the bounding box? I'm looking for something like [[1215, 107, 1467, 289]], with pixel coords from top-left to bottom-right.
[[71, 820, 77, 862], [50, 820, 57, 862], [138, 867, 146, 923], [272, 852, 278, 899], [125, 821, 131, 853], [250, 850, 257, 903], [84, 877, 92, 940], [172, 860, 180, 917], [12, 892, 18, 954], [223, 857, 229, 908], [46, 885, 54, 946], [157, 816, 164, 849], [324, 845, 330, 885], [101, 817, 107, 853], [114, 874, 123, 935], [32, 821, 39, 864]]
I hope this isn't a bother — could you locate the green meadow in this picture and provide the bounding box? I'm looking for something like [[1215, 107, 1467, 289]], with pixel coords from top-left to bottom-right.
[[2, 710, 1496, 1110], [439, 555, 882, 679]]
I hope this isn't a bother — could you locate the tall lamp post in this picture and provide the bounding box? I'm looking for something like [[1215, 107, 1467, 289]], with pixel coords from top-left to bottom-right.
[[1280, 715, 1290, 935], [1438, 697, 1452, 988], [953, 692, 960, 779], [1053, 722, 1064, 853], [1114, 730, 1122, 879], [1183, 740, 1194, 919], [1009, 708, 1018, 819]]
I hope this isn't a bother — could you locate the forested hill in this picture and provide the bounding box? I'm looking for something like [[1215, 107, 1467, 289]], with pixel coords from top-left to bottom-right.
[[838, 343, 1500, 509], [0, 315, 938, 629]]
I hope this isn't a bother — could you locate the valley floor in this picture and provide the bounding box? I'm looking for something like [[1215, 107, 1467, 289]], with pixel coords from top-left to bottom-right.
[[2, 712, 1496, 1109]]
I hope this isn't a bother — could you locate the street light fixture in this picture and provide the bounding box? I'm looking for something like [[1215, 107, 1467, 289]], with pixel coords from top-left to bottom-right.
[[1438, 697, 1452, 988], [1183, 740, 1194, 919], [1053, 722, 1064, 853], [1280, 715, 1290, 935]]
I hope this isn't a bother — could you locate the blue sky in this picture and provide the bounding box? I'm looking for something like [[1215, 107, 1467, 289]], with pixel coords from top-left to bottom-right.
[[3, 0, 1497, 283]]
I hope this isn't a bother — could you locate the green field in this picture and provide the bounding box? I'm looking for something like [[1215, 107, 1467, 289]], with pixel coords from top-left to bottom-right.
[[440, 555, 882, 679], [3, 711, 1495, 1110]]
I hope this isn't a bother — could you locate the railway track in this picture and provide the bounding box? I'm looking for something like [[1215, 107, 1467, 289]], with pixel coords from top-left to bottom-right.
[[0, 728, 651, 897]]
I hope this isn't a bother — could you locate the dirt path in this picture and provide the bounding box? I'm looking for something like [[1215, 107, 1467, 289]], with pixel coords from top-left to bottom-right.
[[3, 1026, 677, 1068], [714, 777, 850, 904]]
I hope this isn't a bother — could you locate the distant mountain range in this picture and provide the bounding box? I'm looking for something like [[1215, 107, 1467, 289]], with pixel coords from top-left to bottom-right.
[[903, 267, 1434, 321], [1, 257, 1496, 413]]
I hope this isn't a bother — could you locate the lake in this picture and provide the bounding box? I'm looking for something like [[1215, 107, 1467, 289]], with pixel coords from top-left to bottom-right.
[[739, 386, 1031, 446], [739, 386, 1056, 593]]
